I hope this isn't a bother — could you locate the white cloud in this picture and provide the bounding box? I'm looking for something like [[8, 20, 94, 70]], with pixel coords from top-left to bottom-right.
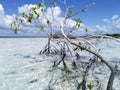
[[103, 18, 109, 23], [46, 6, 61, 18], [87, 15, 120, 34], [0, 3, 120, 36], [0, 4, 16, 36], [112, 15, 119, 20], [17, 4, 77, 35], [18, 4, 36, 14], [0, 4, 14, 28], [0, 4, 4, 15]]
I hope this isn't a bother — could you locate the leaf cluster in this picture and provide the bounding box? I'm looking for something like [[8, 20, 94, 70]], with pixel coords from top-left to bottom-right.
[[74, 19, 82, 28]]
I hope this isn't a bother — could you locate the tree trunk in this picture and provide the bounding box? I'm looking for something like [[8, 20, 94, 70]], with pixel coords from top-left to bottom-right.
[[82, 77, 86, 90], [47, 35, 51, 54], [107, 70, 115, 90]]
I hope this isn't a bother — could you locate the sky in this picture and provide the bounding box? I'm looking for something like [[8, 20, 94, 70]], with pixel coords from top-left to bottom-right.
[[0, 0, 120, 36]]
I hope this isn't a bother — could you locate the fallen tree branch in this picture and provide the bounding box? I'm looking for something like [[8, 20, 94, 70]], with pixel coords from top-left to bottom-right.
[[61, 19, 115, 90]]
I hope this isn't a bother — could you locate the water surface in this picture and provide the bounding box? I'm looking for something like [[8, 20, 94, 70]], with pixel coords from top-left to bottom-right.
[[0, 38, 120, 90]]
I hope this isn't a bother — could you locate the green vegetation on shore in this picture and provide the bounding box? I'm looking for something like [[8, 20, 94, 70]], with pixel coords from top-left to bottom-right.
[[106, 34, 120, 38]]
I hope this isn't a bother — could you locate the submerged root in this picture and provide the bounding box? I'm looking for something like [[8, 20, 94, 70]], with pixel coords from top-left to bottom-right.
[[39, 44, 59, 55]]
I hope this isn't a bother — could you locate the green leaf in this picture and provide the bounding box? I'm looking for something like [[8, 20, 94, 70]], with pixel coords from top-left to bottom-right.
[[69, 9, 73, 15], [34, 11, 37, 15], [31, 7, 36, 11], [21, 12, 25, 17], [20, 19, 24, 23], [13, 21, 16, 26], [85, 28, 88, 32], [39, 2, 46, 11], [41, 8, 44, 12], [74, 19, 82, 24], [46, 20, 50, 25], [33, 11, 39, 19], [37, 3, 41, 8], [27, 13, 33, 23], [78, 42, 81, 45], [68, 9, 76, 15], [51, 0, 56, 6], [78, 23, 80, 27], [37, 2, 46, 11], [74, 42, 84, 51], [14, 28, 18, 34], [36, 14, 39, 19], [74, 19, 82, 27], [87, 83, 94, 89], [74, 46, 81, 51], [29, 13, 33, 17], [9, 23, 13, 29], [40, 26, 44, 30], [15, 17, 18, 21]]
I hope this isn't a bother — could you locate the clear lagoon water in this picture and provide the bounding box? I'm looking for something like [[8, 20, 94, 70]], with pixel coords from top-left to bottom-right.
[[0, 38, 120, 90]]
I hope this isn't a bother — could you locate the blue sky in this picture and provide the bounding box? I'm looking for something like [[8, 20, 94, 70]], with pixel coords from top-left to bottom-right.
[[0, 0, 120, 36], [1, 0, 120, 26]]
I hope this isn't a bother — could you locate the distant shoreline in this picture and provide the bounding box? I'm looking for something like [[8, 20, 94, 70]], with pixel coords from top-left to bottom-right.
[[0, 34, 120, 38]]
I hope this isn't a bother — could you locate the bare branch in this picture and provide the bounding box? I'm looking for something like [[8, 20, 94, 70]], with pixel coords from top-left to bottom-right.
[[65, 3, 95, 19]]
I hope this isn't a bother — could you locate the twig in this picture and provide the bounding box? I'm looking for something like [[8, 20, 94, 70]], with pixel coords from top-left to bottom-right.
[[65, 3, 95, 19]]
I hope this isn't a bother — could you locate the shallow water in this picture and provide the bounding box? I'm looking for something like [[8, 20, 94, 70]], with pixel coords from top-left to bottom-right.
[[0, 38, 120, 90]]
